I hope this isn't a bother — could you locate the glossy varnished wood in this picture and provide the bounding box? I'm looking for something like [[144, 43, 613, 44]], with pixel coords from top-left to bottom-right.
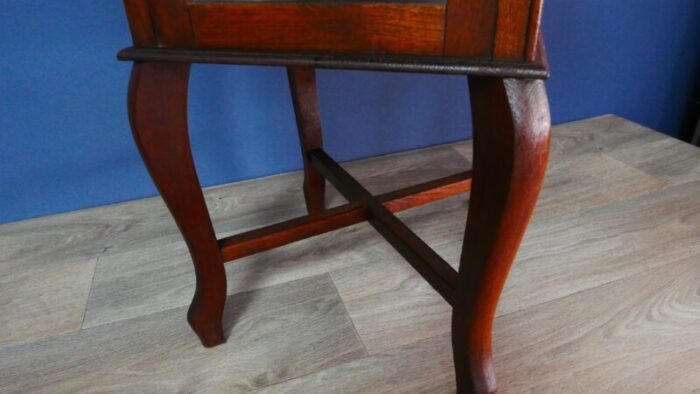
[[492, 0, 532, 60], [122, 0, 545, 62], [287, 66, 326, 214], [309, 149, 459, 303], [218, 171, 472, 262], [122, 0, 155, 46], [148, 0, 193, 47], [118, 47, 549, 78], [128, 62, 226, 347], [188, 2, 445, 55], [452, 77, 550, 393], [444, 0, 497, 57], [118, 1, 554, 392]]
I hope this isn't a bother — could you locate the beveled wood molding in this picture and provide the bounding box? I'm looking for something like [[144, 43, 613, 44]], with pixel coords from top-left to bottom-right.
[[117, 47, 550, 79]]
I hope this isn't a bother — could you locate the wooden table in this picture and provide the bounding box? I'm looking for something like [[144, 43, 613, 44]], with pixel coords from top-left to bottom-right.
[[120, 1, 550, 392]]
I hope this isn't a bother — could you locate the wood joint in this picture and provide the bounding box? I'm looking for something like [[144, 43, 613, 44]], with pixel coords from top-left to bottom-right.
[[308, 149, 460, 304], [217, 150, 470, 304]]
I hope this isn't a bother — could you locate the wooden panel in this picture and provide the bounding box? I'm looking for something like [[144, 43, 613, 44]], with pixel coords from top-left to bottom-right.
[[525, 0, 545, 61], [444, 0, 498, 57], [148, 0, 194, 47], [493, 0, 532, 60], [192, 0, 445, 3], [122, 0, 546, 62], [188, 3, 445, 55], [123, 0, 155, 46]]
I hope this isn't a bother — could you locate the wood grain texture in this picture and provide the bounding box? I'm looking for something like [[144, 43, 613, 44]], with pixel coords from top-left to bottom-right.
[[547, 114, 667, 161], [217, 171, 470, 262], [189, 3, 445, 55], [309, 149, 459, 303], [524, 0, 544, 61], [147, 0, 194, 47], [444, 0, 497, 57], [492, 0, 531, 60], [2, 117, 699, 392], [327, 142, 469, 202], [121, 0, 545, 62], [123, 0, 155, 46], [331, 147, 675, 358], [81, 145, 467, 329], [192, 0, 446, 3], [288, 66, 326, 214], [529, 152, 668, 220], [129, 61, 225, 346], [501, 179, 700, 317], [453, 77, 550, 393], [255, 333, 456, 393], [0, 275, 367, 393], [609, 137, 700, 186], [494, 256, 700, 393], [0, 258, 96, 348]]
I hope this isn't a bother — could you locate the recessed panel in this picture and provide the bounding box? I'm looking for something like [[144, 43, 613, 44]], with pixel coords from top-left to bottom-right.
[[187, 2, 446, 55]]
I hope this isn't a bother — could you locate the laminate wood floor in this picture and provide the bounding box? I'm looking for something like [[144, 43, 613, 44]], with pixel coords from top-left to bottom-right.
[[1, 115, 699, 393]]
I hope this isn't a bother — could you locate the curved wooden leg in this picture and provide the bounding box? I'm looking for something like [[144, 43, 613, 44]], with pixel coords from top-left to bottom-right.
[[452, 77, 551, 393], [128, 62, 227, 347], [287, 66, 326, 214]]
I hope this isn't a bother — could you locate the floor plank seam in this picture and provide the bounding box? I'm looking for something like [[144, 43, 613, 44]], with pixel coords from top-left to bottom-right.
[[495, 250, 697, 323], [327, 272, 371, 355], [79, 256, 99, 330], [603, 153, 674, 189]]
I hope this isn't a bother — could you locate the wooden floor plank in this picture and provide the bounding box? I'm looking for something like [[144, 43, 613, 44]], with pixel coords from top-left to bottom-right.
[[329, 150, 675, 355], [545, 114, 667, 161], [532, 152, 668, 220], [82, 226, 372, 328], [329, 197, 462, 354], [503, 179, 700, 316], [269, 254, 700, 393], [494, 256, 700, 393], [609, 137, 700, 186], [81, 145, 467, 329], [0, 258, 96, 349], [254, 333, 456, 394], [0, 172, 309, 272], [1, 116, 699, 392], [0, 274, 367, 393]]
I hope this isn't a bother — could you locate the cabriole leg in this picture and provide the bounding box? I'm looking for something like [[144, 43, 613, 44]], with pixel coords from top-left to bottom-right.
[[452, 77, 551, 393], [128, 61, 227, 347]]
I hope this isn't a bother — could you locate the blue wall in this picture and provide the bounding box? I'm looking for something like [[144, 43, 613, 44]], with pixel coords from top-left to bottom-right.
[[2, 1, 700, 224]]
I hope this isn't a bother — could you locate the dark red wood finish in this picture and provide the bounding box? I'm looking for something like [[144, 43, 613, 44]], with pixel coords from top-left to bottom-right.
[[309, 149, 459, 303], [452, 77, 550, 393], [188, 2, 446, 55], [121, 0, 552, 392], [287, 67, 326, 214], [219, 171, 472, 262], [128, 62, 226, 347], [122, 0, 545, 63]]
